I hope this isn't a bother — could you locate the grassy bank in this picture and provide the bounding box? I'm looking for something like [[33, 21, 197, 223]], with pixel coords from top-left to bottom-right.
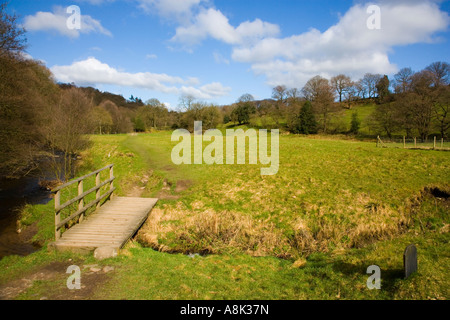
[[1, 132, 448, 300]]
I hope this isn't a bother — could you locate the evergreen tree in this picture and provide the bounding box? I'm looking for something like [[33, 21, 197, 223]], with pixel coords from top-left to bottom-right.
[[298, 101, 318, 134], [350, 112, 360, 134], [376, 75, 390, 102]]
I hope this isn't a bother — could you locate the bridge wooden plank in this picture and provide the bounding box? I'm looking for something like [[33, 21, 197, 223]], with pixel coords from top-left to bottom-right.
[[51, 197, 157, 252]]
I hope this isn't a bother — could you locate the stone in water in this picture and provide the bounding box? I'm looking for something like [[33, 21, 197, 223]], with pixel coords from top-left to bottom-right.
[[403, 244, 418, 279]]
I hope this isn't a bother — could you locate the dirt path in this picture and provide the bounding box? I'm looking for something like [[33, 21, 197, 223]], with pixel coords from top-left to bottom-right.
[[0, 261, 116, 300]]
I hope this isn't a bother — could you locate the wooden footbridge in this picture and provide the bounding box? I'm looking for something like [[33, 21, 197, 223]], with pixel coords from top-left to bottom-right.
[[48, 165, 157, 253]]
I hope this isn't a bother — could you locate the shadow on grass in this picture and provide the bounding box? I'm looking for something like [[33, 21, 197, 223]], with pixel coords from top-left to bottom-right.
[[331, 260, 404, 294]]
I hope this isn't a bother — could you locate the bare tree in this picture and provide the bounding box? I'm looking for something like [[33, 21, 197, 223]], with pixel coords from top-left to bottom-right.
[[302, 76, 336, 133], [0, 1, 27, 57], [426, 61, 450, 87], [393, 67, 414, 93], [355, 80, 367, 99], [92, 105, 113, 134], [237, 93, 255, 103], [360, 73, 382, 98], [178, 94, 196, 111], [406, 71, 434, 140], [100, 100, 133, 133], [331, 74, 352, 103], [302, 76, 329, 101], [343, 81, 360, 106], [271, 85, 288, 125], [272, 85, 288, 105], [39, 88, 95, 179]]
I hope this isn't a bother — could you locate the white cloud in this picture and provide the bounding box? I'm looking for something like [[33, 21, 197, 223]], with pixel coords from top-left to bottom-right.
[[137, 0, 207, 23], [50, 57, 231, 99], [171, 8, 280, 46], [167, 1, 448, 89], [77, 0, 207, 22], [23, 6, 112, 38], [145, 53, 158, 59], [230, 1, 450, 88]]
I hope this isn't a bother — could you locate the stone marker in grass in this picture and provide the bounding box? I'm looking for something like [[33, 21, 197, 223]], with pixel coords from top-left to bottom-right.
[[403, 244, 418, 279]]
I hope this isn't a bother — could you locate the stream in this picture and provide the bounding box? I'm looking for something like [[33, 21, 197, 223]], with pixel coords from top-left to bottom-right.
[[0, 157, 63, 260]]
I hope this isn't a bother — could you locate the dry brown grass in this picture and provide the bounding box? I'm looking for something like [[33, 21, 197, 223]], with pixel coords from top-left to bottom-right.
[[136, 197, 409, 259], [136, 202, 292, 258], [136, 184, 448, 259]]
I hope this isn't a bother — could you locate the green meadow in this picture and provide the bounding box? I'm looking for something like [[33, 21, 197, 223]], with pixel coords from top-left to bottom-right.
[[0, 132, 449, 300]]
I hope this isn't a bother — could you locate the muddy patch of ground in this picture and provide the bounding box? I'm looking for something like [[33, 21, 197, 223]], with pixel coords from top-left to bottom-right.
[[126, 174, 151, 198], [127, 185, 146, 198], [162, 165, 176, 172], [175, 180, 192, 193], [0, 261, 115, 300], [156, 179, 193, 200], [0, 261, 69, 300]]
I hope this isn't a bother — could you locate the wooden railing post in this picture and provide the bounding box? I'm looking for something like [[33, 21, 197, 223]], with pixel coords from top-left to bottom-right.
[[55, 190, 61, 240], [78, 180, 84, 223], [52, 164, 116, 240], [110, 165, 114, 198], [96, 172, 101, 209]]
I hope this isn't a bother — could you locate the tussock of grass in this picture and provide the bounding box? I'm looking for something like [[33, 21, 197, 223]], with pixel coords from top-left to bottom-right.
[[136, 188, 439, 260], [137, 204, 290, 258], [136, 195, 413, 259]]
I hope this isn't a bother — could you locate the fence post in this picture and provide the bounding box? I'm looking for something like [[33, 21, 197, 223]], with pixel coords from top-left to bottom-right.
[[414, 137, 416, 148], [55, 190, 61, 240], [78, 180, 84, 223], [96, 172, 101, 209], [377, 136, 379, 148], [110, 165, 114, 198], [441, 138, 444, 149], [434, 136, 436, 149], [403, 136, 406, 149]]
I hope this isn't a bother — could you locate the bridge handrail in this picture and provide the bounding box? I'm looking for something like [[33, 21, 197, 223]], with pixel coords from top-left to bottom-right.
[[51, 164, 115, 240]]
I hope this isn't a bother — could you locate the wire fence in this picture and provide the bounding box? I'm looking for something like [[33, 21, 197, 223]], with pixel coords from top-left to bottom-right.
[[377, 136, 450, 151]]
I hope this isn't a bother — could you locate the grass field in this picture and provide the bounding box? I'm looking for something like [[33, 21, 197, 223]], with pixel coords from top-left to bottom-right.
[[1, 132, 449, 300]]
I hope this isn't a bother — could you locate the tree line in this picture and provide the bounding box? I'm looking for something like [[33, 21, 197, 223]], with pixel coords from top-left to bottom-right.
[[219, 63, 449, 140], [79, 61, 449, 142]]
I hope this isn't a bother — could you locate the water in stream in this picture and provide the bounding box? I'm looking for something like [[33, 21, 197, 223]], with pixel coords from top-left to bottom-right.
[[0, 159, 62, 260]]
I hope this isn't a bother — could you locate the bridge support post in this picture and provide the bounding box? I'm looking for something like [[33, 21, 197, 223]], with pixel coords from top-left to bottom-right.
[[96, 172, 101, 208], [110, 166, 114, 199], [55, 190, 61, 240], [78, 180, 84, 223]]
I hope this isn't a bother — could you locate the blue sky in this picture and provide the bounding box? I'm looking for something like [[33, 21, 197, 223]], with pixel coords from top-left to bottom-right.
[[9, 0, 450, 109]]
